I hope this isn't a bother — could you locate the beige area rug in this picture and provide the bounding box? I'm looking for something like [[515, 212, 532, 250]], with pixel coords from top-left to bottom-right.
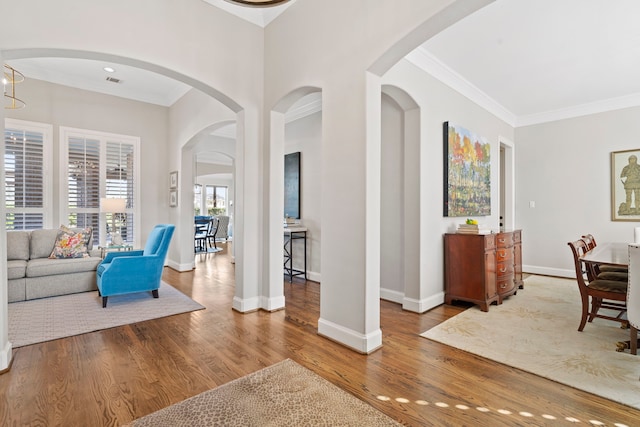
[[9, 282, 204, 348], [125, 359, 401, 427], [421, 275, 640, 409]]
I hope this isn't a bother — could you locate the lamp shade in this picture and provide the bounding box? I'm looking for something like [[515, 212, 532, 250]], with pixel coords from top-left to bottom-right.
[[100, 198, 127, 213]]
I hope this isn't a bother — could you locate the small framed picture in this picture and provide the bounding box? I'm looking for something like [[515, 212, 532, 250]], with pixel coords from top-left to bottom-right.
[[612, 149, 640, 221], [169, 171, 178, 189], [169, 189, 178, 207]]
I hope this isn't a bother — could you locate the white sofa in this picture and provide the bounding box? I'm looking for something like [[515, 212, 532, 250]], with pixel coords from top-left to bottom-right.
[[6, 228, 102, 303]]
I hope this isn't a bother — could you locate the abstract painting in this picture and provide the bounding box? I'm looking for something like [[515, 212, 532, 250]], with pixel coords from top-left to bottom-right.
[[443, 122, 491, 217]]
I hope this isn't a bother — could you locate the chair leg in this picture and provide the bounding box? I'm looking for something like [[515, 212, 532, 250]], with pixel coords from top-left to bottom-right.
[[102, 296, 108, 308], [631, 326, 638, 356], [152, 289, 159, 299], [578, 294, 589, 331], [588, 297, 602, 323]]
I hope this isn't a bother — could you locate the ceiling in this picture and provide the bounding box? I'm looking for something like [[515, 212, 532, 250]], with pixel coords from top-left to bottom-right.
[[5, 0, 640, 129]]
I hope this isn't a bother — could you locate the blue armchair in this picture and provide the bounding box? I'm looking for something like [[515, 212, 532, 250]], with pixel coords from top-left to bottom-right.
[[97, 224, 175, 307]]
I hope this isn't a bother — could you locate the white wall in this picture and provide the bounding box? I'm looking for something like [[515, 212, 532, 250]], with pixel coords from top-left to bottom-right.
[[4, 78, 169, 244], [284, 111, 322, 280], [380, 95, 405, 298], [382, 59, 515, 310], [515, 106, 640, 277]]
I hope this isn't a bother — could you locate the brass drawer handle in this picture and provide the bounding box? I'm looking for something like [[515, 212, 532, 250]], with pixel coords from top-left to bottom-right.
[[499, 267, 507, 273]]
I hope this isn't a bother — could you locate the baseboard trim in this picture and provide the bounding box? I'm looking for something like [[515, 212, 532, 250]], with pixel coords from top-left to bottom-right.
[[0, 340, 13, 374], [524, 265, 574, 279], [260, 295, 285, 312], [318, 317, 382, 354], [403, 291, 445, 313], [232, 296, 260, 313]]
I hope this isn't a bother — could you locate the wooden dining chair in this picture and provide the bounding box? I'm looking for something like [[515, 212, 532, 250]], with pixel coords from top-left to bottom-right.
[[567, 239, 628, 331]]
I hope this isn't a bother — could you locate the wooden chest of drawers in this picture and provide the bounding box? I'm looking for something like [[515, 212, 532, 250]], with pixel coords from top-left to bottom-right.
[[444, 230, 522, 312]]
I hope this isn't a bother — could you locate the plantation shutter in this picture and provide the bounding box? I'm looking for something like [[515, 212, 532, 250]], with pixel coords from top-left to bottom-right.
[[4, 123, 49, 230], [67, 137, 101, 242], [106, 141, 135, 244]]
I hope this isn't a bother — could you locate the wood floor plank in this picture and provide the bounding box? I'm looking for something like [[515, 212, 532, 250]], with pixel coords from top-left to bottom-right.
[[1, 242, 639, 426]]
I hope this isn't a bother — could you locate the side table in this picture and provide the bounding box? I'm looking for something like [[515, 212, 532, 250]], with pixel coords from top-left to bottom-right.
[[284, 226, 307, 282], [98, 244, 133, 259]]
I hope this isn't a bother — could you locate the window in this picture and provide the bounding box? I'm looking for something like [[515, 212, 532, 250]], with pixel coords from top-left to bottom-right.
[[4, 119, 52, 230], [206, 185, 227, 216], [194, 184, 202, 215], [61, 127, 140, 247]]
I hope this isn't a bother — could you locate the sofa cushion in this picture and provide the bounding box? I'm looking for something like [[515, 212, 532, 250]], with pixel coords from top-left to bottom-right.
[[7, 259, 27, 280], [49, 225, 92, 259], [30, 229, 59, 259], [7, 231, 30, 261], [26, 256, 102, 278]]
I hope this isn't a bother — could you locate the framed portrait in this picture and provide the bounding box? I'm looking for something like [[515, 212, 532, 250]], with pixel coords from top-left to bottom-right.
[[443, 122, 491, 217], [169, 189, 178, 207], [169, 171, 178, 189], [611, 149, 640, 221]]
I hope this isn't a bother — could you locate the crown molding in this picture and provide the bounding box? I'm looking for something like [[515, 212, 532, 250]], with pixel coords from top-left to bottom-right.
[[515, 93, 640, 127], [285, 94, 322, 123], [406, 47, 517, 127], [407, 46, 640, 128]]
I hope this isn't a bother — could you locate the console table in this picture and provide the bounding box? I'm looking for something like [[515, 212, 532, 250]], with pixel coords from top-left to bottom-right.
[[444, 230, 522, 311], [284, 226, 307, 282]]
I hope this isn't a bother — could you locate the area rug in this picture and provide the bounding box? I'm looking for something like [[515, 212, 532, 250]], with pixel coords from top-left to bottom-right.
[[125, 359, 401, 427], [9, 282, 204, 348], [421, 275, 640, 409]]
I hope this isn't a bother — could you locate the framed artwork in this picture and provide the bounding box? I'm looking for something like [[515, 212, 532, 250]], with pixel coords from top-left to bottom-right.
[[611, 148, 640, 221], [169, 171, 178, 189], [284, 152, 301, 219], [443, 122, 491, 217], [169, 189, 178, 207]]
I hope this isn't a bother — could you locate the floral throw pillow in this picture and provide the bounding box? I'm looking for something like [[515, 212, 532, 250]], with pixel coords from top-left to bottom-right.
[[49, 225, 92, 259]]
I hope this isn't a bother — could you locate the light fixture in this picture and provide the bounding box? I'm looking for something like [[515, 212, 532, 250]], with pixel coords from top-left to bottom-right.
[[3, 64, 26, 110], [103, 66, 115, 73], [224, 0, 290, 6], [101, 198, 127, 246]]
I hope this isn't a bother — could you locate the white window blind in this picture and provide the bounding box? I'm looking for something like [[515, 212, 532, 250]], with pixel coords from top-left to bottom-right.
[[67, 136, 101, 242], [4, 119, 52, 230], [61, 127, 140, 247]]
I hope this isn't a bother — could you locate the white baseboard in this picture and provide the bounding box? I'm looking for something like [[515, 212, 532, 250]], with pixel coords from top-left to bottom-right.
[[318, 317, 382, 354], [260, 295, 285, 312], [380, 288, 403, 304], [0, 340, 12, 372], [166, 258, 193, 272], [232, 296, 260, 313], [403, 291, 445, 313], [524, 265, 574, 279]]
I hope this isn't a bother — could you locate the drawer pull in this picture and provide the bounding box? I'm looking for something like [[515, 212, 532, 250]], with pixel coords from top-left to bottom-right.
[[500, 283, 507, 288], [499, 267, 507, 273]]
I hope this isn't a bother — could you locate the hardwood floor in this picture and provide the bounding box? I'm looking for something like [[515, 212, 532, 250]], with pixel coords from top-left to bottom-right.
[[1, 244, 639, 426]]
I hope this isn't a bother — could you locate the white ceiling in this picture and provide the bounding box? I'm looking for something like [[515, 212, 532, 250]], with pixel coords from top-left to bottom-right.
[[6, 0, 640, 128]]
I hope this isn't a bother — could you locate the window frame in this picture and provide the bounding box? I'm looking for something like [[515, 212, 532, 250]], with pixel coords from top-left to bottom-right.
[[4, 118, 53, 229], [59, 126, 140, 247]]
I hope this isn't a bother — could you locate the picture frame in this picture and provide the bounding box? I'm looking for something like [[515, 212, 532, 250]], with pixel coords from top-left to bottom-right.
[[284, 152, 301, 219], [169, 189, 178, 207], [169, 171, 178, 189], [611, 148, 640, 221], [443, 122, 491, 217]]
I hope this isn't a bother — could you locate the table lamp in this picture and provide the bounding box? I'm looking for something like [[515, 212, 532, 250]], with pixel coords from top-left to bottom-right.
[[101, 198, 127, 245]]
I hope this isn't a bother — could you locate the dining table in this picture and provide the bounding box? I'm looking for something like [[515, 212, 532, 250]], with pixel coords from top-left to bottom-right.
[[580, 241, 629, 267], [580, 241, 638, 354]]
